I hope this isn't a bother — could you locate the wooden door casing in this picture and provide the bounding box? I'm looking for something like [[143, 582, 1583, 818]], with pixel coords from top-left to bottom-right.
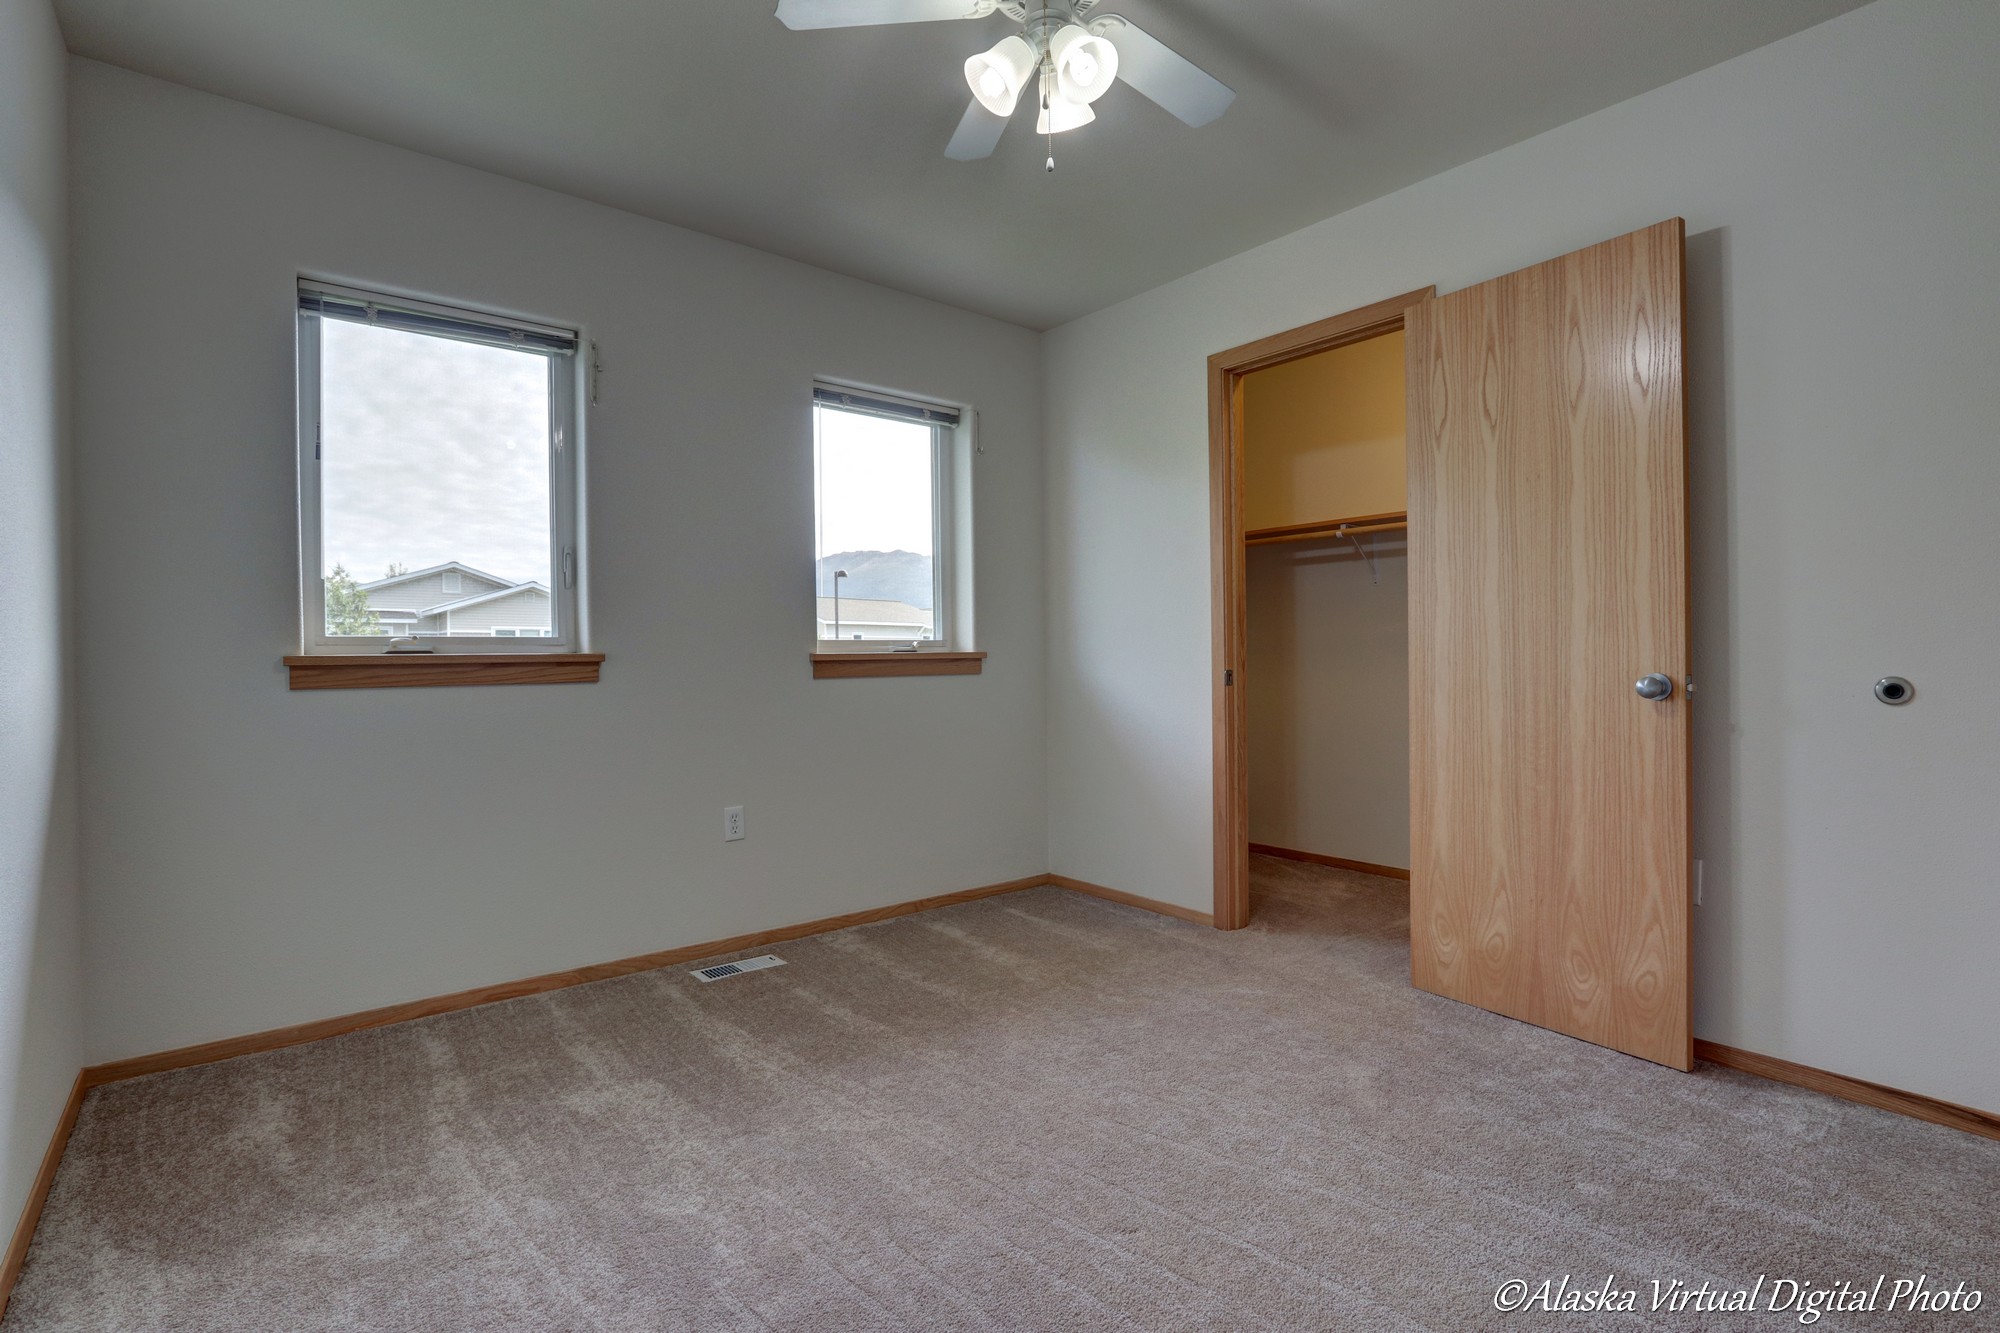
[[1208, 289, 1436, 930], [1406, 219, 1691, 1069]]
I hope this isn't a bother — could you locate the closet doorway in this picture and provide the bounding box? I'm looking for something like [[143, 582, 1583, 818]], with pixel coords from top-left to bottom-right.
[[1240, 323, 1415, 889], [1208, 221, 1693, 1070]]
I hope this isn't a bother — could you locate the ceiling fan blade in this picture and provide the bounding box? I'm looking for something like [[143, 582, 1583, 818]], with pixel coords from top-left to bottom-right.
[[1097, 16, 1235, 127], [945, 99, 1008, 161], [776, 0, 989, 30]]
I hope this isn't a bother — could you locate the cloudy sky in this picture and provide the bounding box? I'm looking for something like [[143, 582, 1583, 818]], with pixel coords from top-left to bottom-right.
[[320, 319, 552, 587], [815, 407, 933, 559]]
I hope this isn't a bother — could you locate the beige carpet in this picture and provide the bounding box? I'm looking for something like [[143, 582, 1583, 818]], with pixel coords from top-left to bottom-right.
[[9, 859, 1997, 1331]]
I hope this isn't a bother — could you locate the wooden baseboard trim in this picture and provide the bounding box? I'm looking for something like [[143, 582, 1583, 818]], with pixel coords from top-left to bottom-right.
[[0, 1072, 88, 1319], [1248, 844, 1412, 880], [1694, 1040, 2000, 1142], [1049, 874, 1214, 927], [84, 872, 1217, 1089], [83, 874, 1051, 1088]]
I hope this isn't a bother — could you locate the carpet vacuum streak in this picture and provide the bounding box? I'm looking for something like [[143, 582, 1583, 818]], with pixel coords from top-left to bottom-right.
[[8, 861, 1997, 1330]]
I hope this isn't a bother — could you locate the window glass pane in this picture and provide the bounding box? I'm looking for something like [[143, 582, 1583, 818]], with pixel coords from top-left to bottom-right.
[[814, 405, 936, 642], [318, 319, 553, 639]]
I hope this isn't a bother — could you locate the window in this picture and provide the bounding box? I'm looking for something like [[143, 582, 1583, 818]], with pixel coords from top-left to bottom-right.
[[295, 281, 581, 655], [812, 384, 962, 651]]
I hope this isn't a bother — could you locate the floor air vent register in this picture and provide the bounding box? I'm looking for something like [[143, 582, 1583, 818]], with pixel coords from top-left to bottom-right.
[[689, 955, 788, 983]]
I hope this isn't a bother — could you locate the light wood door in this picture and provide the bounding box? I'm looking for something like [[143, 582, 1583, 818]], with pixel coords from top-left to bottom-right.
[[1406, 219, 1690, 1069]]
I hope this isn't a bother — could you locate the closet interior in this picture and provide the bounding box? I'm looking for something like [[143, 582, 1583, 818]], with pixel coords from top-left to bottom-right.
[[1242, 328, 1412, 892]]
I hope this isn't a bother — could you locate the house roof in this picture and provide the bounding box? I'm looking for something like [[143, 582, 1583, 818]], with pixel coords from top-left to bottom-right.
[[423, 582, 551, 616], [815, 597, 929, 625], [360, 561, 514, 593]]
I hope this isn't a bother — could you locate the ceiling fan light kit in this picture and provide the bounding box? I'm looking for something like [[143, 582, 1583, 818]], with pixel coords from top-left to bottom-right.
[[1048, 22, 1119, 105], [776, 0, 1234, 166], [1035, 75, 1096, 134], [966, 33, 1038, 115]]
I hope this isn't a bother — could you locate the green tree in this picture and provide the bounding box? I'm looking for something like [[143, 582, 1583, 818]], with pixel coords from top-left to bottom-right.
[[384, 562, 408, 579], [325, 564, 381, 636]]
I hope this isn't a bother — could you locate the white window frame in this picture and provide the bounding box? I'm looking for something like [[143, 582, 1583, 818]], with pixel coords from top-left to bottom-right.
[[295, 279, 585, 656], [811, 381, 973, 655]]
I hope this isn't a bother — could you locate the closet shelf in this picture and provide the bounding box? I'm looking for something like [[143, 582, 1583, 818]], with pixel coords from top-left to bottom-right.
[[1244, 511, 1407, 546]]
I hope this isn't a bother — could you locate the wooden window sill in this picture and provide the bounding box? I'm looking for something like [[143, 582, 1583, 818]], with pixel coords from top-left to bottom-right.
[[284, 653, 605, 691], [811, 652, 985, 679]]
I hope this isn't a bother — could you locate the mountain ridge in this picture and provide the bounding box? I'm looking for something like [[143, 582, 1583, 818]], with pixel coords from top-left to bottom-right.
[[815, 550, 932, 609]]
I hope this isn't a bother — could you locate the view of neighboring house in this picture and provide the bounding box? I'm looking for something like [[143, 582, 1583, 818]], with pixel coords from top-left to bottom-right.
[[348, 562, 916, 639], [815, 595, 931, 641], [360, 561, 551, 636], [814, 549, 933, 641]]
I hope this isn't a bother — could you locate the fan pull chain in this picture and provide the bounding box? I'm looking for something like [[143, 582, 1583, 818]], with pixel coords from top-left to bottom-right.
[[1043, 70, 1056, 172]]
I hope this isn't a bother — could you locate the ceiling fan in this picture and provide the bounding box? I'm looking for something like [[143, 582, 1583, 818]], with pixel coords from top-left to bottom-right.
[[775, 0, 1235, 167]]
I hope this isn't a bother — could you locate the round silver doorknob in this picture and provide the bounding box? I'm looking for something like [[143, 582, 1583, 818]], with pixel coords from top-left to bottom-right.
[[1635, 673, 1674, 701]]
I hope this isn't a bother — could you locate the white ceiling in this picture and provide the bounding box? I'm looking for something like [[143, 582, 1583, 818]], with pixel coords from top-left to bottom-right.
[[55, 0, 1869, 329]]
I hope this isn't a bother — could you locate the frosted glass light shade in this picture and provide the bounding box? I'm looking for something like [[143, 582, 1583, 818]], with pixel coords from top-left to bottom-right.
[[964, 35, 1037, 116], [1036, 94, 1095, 134], [1049, 24, 1119, 105]]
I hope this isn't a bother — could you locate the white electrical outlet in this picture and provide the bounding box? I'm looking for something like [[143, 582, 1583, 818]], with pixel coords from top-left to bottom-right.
[[723, 806, 745, 842], [1694, 859, 1705, 906]]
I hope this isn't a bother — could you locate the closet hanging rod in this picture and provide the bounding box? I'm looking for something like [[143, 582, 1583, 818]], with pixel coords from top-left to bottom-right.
[[1246, 521, 1405, 546], [1244, 511, 1408, 547]]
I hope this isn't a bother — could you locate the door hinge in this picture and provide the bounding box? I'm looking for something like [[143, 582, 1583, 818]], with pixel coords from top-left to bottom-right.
[[1224, 668, 1235, 686]]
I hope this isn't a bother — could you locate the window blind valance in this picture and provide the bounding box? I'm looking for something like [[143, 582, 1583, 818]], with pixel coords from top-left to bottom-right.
[[299, 282, 578, 356], [813, 383, 962, 428]]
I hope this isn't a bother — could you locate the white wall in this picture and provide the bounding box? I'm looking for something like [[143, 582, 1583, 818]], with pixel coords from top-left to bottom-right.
[[1246, 542, 1409, 870], [1046, 0, 2000, 1112], [70, 61, 1046, 1063], [0, 0, 86, 1238]]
